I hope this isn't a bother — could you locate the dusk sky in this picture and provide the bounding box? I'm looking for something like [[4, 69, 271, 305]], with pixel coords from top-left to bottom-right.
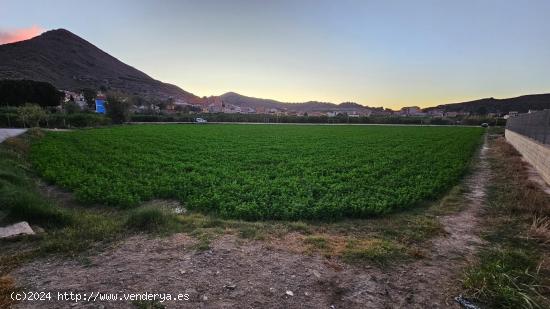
[[1, 0, 549, 109]]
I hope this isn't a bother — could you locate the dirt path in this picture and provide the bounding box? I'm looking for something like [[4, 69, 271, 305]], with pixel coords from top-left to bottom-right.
[[11, 139, 490, 309], [0, 129, 27, 143], [372, 138, 490, 307]]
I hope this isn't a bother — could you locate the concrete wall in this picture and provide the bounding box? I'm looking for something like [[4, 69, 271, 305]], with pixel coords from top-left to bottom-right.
[[505, 129, 550, 185]]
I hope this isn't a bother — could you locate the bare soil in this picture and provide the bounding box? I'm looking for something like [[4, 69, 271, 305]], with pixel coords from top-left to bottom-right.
[[10, 141, 490, 309]]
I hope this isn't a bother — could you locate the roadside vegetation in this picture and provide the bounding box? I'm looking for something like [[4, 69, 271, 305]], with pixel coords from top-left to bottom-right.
[[462, 132, 550, 308], [0, 80, 111, 129], [131, 112, 503, 126], [0, 105, 111, 128]]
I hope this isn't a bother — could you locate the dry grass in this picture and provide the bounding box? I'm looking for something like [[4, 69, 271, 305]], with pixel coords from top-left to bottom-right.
[[2, 137, 29, 155], [490, 138, 550, 217], [529, 216, 550, 244], [462, 136, 550, 308], [342, 238, 407, 266], [0, 275, 19, 308], [303, 234, 351, 257]]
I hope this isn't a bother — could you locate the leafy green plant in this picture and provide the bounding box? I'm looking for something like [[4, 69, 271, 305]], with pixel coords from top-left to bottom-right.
[[30, 125, 483, 220]]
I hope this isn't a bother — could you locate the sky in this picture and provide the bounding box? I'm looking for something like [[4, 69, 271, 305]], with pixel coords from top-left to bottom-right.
[[0, 0, 549, 109]]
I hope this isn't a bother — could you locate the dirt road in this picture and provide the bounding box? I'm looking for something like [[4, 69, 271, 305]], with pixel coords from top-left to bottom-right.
[[0, 129, 27, 143]]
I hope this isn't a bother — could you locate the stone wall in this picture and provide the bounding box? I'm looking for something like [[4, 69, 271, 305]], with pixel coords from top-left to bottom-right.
[[505, 129, 550, 185]]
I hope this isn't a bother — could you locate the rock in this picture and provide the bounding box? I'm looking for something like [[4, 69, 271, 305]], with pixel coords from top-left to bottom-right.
[[202, 295, 208, 301], [312, 270, 321, 278], [224, 284, 236, 290], [269, 287, 276, 294], [0, 222, 35, 239], [285, 290, 294, 297], [304, 291, 311, 296], [174, 207, 187, 214], [179, 269, 186, 274]]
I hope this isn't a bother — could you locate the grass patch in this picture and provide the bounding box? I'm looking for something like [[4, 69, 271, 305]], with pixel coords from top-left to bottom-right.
[[304, 236, 329, 250], [40, 212, 123, 254], [461, 137, 550, 308], [189, 232, 213, 251], [238, 225, 264, 240], [125, 207, 178, 233], [377, 215, 444, 244], [285, 221, 312, 234], [176, 213, 227, 232], [342, 239, 407, 266], [0, 140, 73, 228], [2, 191, 73, 227], [463, 247, 544, 308], [0, 133, 125, 258]]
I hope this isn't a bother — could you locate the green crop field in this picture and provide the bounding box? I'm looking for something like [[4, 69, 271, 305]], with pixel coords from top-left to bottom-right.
[[30, 125, 483, 220]]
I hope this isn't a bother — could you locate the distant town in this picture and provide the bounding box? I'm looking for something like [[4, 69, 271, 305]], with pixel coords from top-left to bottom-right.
[[62, 89, 523, 120]]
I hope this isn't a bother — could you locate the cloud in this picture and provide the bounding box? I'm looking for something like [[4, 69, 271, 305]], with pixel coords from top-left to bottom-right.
[[0, 25, 43, 44]]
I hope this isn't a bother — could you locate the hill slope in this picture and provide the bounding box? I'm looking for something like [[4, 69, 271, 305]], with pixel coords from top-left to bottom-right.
[[220, 92, 372, 112], [0, 29, 200, 102], [425, 94, 550, 114]]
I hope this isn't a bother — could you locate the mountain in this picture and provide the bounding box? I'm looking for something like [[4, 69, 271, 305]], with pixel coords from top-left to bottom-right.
[[0, 29, 201, 103], [219, 92, 373, 112], [425, 93, 550, 114]]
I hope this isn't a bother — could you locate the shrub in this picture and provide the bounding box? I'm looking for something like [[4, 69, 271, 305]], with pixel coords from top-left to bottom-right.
[[65, 113, 111, 127], [16, 103, 47, 128], [106, 92, 132, 124], [64, 101, 81, 114], [0, 187, 73, 227], [125, 207, 174, 232]]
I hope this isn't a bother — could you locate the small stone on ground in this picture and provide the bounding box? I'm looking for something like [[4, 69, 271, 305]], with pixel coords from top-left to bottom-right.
[[0, 221, 35, 239]]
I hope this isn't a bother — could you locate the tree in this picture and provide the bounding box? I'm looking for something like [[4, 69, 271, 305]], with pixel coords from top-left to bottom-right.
[[64, 101, 80, 114], [81, 88, 96, 109], [106, 92, 132, 124], [0, 80, 64, 107], [17, 103, 47, 127]]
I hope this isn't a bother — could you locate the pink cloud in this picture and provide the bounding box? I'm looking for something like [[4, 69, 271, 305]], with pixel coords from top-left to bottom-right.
[[0, 25, 43, 44]]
